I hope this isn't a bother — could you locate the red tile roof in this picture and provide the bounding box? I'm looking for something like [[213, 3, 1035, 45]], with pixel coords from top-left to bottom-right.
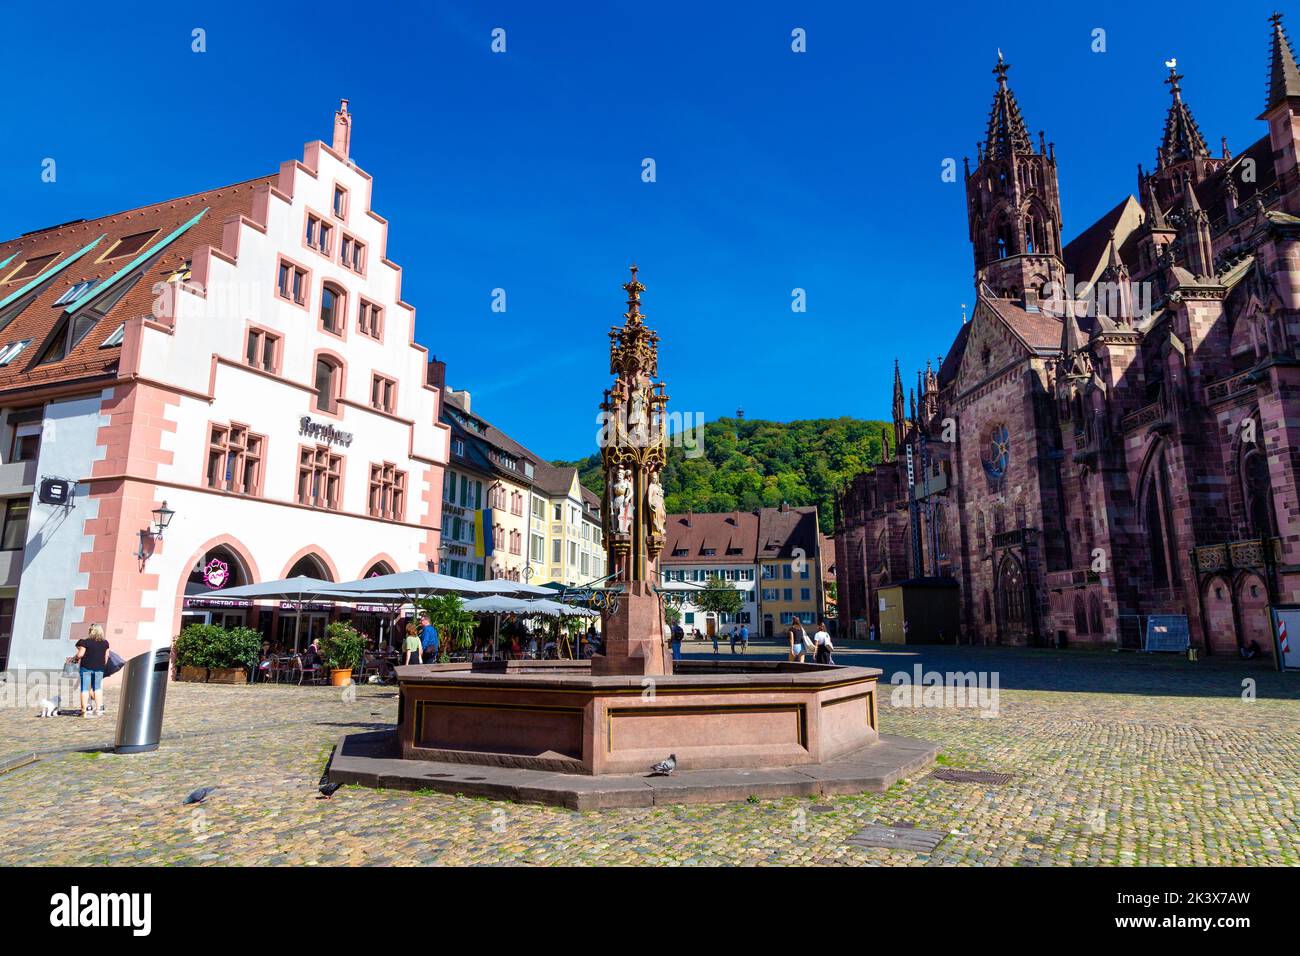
[[756, 504, 820, 560], [0, 175, 274, 398], [662, 510, 759, 563]]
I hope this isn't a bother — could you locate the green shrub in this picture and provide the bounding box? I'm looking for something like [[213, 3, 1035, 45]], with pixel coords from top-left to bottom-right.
[[321, 621, 366, 670], [172, 623, 260, 670], [417, 593, 477, 652], [210, 626, 262, 670], [173, 623, 224, 668]]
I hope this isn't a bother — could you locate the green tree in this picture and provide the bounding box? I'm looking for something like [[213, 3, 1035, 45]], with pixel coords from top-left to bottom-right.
[[417, 593, 477, 659], [693, 575, 744, 617], [557, 415, 891, 525]]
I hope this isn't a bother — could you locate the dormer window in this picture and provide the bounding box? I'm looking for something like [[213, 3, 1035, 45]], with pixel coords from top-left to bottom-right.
[[101, 230, 157, 262], [53, 281, 98, 307], [3, 254, 58, 284]]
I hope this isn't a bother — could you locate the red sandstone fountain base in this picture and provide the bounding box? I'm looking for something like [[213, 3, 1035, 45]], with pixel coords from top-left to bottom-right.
[[393, 658, 885, 775]]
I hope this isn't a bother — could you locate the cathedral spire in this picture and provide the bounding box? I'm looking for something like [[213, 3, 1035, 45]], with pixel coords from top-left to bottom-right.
[[984, 51, 1034, 158], [1180, 174, 1215, 279], [1264, 12, 1300, 115], [1158, 59, 1209, 168], [1143, 175, 1170, 229], [892, 359, 906, 451]]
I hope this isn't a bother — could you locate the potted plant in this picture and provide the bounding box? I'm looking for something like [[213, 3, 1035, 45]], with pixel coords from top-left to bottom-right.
[[320, 621, 366, 686], [173, 623, 221, 682], [207, 626, 262, 684], [417, 593, 477, 661]]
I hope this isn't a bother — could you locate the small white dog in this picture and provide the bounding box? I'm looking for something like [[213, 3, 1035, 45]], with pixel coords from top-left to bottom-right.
[[38, 696, 60, 718]]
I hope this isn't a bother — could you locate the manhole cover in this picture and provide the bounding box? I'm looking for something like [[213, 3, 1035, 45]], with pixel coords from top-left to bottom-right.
[[808, 805, 835, 813], [929, 768, 1013, 785], [847, 824, 945, 853]]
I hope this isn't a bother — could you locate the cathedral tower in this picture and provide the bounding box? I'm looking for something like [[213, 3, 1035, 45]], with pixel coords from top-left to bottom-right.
[[965, 52, 1065, 301]]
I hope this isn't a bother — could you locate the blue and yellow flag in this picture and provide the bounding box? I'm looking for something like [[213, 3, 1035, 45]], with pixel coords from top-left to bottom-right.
[[474, 508, 494, 558]]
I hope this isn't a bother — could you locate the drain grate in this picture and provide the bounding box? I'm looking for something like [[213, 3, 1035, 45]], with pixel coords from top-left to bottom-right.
[[847, 824, 946, 853], [808, 805, 835, 813], [929, 768, 1013, 785]]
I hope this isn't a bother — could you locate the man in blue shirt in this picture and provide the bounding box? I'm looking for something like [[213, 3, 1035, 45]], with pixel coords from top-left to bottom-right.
[[419, 613, 440, 663], [739, 623, 749, 654]]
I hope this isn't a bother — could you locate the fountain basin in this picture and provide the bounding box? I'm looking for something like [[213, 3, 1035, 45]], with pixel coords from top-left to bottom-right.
[[395, 659, 882, 775]]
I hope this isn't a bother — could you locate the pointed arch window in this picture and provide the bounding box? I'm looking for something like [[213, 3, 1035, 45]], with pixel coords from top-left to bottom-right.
[[1088, 594, 1103, 635], [1241, 436, 1277, 539], [1073, 595, 1089, 634], [1144, 448, 1178, 588]]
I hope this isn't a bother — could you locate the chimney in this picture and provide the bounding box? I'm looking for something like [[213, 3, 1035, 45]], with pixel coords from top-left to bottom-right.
[[333, 99, 352, 160], [426, 356, 447, 392], [686, 509, 693, 527]]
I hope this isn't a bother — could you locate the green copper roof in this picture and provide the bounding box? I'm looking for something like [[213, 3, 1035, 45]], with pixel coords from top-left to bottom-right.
[[64, 208, 208, 315], [0, 235, 106, 312], [0, 253, 15, 272]]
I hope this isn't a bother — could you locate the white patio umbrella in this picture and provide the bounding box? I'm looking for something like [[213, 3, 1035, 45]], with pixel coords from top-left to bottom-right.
[[524, 598, 598, 618], [476, 581, 556, 597], [463, 595, 537, 659], [322, 570, 498, 601], [193, 576, 335, 652]]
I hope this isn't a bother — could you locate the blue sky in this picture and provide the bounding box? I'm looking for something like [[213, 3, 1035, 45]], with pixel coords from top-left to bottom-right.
[[0, 0, 1288, 458]]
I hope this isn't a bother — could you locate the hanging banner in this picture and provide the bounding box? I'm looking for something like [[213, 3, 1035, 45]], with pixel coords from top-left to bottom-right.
[[474, 507, 494, 558]]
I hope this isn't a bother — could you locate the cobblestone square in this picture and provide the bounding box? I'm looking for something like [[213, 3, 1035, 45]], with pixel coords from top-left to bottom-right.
[[1, 643, 1295, 866]]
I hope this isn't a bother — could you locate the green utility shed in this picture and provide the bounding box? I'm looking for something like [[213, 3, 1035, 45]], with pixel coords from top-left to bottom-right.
[[877, 577, 960, 644]]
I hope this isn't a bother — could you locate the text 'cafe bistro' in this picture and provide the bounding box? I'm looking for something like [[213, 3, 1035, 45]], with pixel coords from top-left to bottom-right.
[[180, 544, 400, 647]]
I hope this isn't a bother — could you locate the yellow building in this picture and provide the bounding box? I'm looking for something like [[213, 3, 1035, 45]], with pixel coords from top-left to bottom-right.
[[756, 504, 825, 637], [531, 465, 604, 587]]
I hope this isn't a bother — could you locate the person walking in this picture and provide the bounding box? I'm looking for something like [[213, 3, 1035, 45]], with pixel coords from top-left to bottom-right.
[[419, 612, 440, 663], [788, 618, 808, 663], [712, 629, 720, 655], [729, 626, 737, 654], [71, 624, 110, 718], [670, 621, 685, 663], [402, 623, 422, 665], [812, 619, 835, 664], [739, 622, 749, 654]]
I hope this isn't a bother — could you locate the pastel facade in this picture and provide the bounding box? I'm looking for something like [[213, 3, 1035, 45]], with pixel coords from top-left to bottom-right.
[[660, 505, 824, 637], [0, 103, 448, 670]]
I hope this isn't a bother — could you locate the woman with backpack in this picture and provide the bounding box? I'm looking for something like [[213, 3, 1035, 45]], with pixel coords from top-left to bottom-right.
[[812, 620, 835, 665]]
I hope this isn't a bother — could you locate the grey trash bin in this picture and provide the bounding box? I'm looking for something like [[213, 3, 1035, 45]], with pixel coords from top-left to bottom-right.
[[114, 648, 171, 754]]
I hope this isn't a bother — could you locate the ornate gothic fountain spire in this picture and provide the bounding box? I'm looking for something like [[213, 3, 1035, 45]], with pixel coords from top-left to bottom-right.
[[602, 265, 669, 586]]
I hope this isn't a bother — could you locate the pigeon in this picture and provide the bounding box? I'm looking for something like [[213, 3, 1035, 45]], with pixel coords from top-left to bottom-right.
[[183, 786, 218, 806], [650, 754, 677, 776], [318, 781, 343, 800]]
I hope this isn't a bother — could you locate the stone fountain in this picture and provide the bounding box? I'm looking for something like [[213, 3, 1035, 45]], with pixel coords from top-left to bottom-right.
[[329, 269, 936, 807]]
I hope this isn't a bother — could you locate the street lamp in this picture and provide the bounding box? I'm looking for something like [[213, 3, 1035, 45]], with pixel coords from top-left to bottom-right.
[[135, 501, 176, 560]]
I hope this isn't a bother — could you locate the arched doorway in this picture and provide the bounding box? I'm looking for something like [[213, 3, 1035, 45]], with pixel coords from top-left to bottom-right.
[[349, 559, 397, 650], [995, 554, 1029, 645], [279, 552, 334, 650], [287, 553, 333, 581], [181, 544, 254, 631], [1236, 572, 1273, 660], [1201, 576, 1236, 656]]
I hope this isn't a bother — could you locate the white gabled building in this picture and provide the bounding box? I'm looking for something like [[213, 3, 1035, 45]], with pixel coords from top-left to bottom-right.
[[0, 102, 449, 670]]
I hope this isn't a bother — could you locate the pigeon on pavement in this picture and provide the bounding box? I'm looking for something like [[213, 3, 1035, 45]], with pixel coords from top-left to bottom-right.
[[318, 781, 343, 800], [650, 754, 677, 776], [184, 786, 218, 806]]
